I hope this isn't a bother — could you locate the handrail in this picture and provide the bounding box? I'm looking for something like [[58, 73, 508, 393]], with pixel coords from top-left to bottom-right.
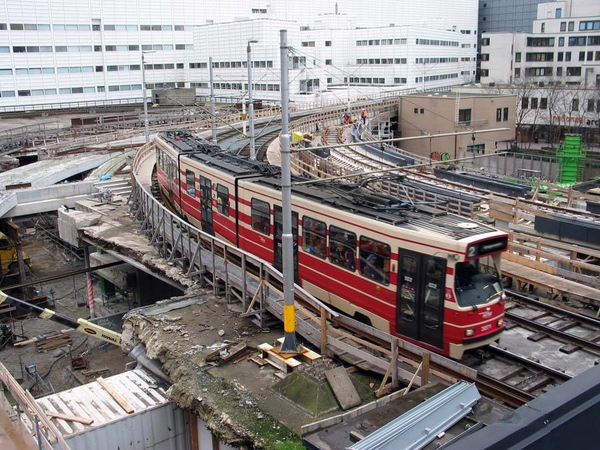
[[0, 362, 71, 450]]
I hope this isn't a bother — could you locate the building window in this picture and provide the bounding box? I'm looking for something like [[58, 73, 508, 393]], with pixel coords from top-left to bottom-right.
[[588, 99, 595, 112], [531, 98, 538, 109], [558, 37, 564, 47], [557, 52, 563, 61], [541, 98, 548, 109], [555, 8, 562, 18], [515, 68, 520, 78], [580, 20, 600, 31], [541, 23, 545, 33], [557, 67, 563, 76], [522, 97, 529, 109], [481, 38, 490, 46], [515, 52, 521, 62], [565, 52, 571, 61], [496, 108, 502, 122], [503, 107, 509, 121], [467, 143, 485, 155], [458, 109, 471, 125], [571, 98, 579, 111], [325, 59, 332, 65], [568, 21, 574, 31], [560, 22, 566, 31], [325, 41, 331, 47]]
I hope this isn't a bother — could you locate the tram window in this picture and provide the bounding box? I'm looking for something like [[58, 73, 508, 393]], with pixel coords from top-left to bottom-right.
[[359, 236, 390, 284], [399, 256, 417, 321], [455, 261, 478, 289], [251, 198, 270, 235], [423, 258, 443, 330], [216, 184, 229, 216], [302, 216, 326, 259], [329, 225, 356, 271], [185, 170, 196, 196]]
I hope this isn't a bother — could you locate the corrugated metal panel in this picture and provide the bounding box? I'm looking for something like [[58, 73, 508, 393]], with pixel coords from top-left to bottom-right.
[[35, 369, 189, 450]]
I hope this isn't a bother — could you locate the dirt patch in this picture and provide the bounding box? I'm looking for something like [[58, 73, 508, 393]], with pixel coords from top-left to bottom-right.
[[1, 230, 134, 396]]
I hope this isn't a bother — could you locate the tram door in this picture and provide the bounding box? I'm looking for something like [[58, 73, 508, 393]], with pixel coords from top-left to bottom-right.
[[396, 251, 445, 349], [199, 176, 214, 235], [273, 206, 298, 283]]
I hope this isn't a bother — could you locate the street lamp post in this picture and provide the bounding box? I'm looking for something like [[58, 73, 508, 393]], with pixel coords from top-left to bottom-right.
[[247, 39, 258, 160], [141, 51, 152, 143]]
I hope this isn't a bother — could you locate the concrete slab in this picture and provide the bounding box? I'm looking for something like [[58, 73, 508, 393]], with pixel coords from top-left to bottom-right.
[[325, 366, 362, 410], [0, 154, 113, 189]]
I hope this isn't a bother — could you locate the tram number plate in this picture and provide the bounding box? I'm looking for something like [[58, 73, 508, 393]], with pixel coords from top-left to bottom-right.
[[481, 324, 492, 332]]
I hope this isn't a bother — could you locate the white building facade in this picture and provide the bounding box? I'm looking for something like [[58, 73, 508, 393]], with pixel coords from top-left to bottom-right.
[[0, 0, 480, 111], [479, 0, 600, 144]]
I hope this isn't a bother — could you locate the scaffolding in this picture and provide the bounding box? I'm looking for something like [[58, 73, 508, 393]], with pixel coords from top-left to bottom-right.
[[556, 134, 586, 185]]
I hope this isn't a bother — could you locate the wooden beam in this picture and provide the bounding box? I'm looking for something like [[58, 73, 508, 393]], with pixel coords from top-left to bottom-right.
[[97, 377, 134, 414], [45, 411, 94, 425]]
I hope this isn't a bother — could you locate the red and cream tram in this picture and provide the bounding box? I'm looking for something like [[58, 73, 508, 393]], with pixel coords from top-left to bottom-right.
[[155, 131, 508, 359]]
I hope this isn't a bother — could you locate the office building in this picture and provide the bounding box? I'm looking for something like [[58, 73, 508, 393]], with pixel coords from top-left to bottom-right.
[[0, 0, 480, 111]]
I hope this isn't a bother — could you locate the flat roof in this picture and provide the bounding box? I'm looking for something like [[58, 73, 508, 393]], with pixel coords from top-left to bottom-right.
[[35, 369, 169, 438]]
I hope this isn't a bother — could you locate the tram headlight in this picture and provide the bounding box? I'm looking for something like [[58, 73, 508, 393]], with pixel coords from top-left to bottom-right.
[[465, 328, 475, 337], [497, 318, 505, 327]]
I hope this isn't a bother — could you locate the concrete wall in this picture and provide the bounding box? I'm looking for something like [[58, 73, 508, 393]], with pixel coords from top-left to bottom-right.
[[397, 94, 516, 160]]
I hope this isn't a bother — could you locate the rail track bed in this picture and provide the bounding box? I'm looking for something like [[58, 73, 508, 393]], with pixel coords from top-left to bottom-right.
[[457, 290, 600, 409]]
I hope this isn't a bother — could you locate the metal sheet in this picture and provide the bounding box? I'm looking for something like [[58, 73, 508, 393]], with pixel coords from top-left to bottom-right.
[[34, 369, 188, 450]]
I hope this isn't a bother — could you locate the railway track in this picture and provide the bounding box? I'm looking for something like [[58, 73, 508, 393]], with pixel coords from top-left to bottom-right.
[[460, 289, 600, 407], [472, 346, 572, 408]]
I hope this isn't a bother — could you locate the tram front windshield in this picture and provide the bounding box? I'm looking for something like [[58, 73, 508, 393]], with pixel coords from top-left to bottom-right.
[[454, 260, 502, 308]]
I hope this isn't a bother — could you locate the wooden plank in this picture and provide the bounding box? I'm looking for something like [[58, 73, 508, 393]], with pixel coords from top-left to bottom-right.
[[14, 329, 73, 347], [325, 367, 361, 411], [559, 344, 580, 354], [527, 332, 548, 342], [96, 377, 134, 414], [276, 337, 321, 364], [257, 343, 302, 372], [81, 368, 110, 377], [45, 411, 94, 425]]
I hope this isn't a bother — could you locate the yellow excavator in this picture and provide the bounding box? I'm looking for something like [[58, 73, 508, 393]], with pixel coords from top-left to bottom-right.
[[0, 290, 122, 346]]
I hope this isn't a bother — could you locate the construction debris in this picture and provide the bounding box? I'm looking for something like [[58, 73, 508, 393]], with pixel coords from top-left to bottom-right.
[[205, 342, 250, 366], [35, 334, 72, 352]]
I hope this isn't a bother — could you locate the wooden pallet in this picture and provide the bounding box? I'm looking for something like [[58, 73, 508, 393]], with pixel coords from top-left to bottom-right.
[[35, 334, 72, 352]]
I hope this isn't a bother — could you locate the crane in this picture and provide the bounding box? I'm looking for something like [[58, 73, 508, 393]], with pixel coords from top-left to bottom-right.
[[0, 290, 122, 346]]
